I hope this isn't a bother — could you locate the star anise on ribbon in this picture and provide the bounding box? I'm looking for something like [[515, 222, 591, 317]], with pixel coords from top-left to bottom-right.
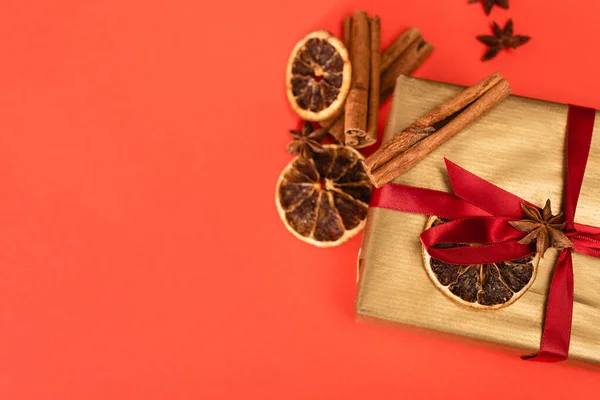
[[287, 121, 327, 159], [477, 19, 530, 61], [468, 0, 509, 15], [509, 200, 574, 258]]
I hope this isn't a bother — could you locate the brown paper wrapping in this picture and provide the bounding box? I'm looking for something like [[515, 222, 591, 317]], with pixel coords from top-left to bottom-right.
[[356, 76, 600, 364]]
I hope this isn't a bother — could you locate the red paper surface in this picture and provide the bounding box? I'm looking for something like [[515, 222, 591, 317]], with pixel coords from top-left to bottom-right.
[[1, 0, 600, 398]]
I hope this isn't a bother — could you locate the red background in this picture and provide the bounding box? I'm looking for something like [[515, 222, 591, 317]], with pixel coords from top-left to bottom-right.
[[1, 0, 600, 398]]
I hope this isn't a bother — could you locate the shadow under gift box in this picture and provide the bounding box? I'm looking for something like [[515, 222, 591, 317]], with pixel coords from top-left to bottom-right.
[[355, 75, 600, 366]]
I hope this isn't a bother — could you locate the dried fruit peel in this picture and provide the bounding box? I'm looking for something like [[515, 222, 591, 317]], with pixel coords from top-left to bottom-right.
[[275, 145, 372, 247], [286, 31, 351, 122], [422, 216, 540, 309]]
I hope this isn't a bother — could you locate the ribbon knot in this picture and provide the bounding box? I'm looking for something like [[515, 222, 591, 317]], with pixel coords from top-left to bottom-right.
[[371, 105, 600, 362]]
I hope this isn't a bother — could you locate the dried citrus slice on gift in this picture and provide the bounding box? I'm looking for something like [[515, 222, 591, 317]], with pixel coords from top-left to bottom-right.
[[286, 30, 351, 122], [275, 145, 372, 247], [422, 217, 540, 309]]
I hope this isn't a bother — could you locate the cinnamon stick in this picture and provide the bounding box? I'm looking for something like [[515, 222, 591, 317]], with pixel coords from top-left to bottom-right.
[[381, 27, 421, 72], [324, 114, 345, 144], [363, 73, 511, 187], [360, 15, 381, 149], [322, 23, 433, 145], [344, 10, 371, 146], [343, 16, 352, 48], [380, 38, 434, 101]]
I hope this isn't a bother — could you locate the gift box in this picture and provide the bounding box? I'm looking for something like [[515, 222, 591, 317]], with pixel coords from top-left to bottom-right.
[[355, 75, 600, 364]]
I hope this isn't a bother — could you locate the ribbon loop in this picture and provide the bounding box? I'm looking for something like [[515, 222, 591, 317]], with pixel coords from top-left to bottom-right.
[[421, 217, 534, 264]]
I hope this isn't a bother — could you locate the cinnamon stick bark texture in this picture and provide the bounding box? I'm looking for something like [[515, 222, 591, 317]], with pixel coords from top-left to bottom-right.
[[324, 114, 345, 144], [380, 27, 421, 72], [319, 16, 354, 145], [344, 10, 371, 146], [343, 16, 352, 48], [363, 72, 511, 187], [330, 17, 354, 144], [321, 24, 433, 146], [319, 22, 433, 146], [360, 15, 381, 149], [380, 38, 434, 101]]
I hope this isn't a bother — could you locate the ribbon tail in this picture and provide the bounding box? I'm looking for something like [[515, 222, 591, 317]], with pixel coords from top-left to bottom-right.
[[524, 249, 574, 362], [421, 217, 534, 264], [526, 105, 595, 362]]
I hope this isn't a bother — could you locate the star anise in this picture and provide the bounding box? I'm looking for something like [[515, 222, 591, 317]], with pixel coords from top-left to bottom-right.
[[287, 121, 327, 159], [509, 200, 574, 258], [477, 19, 530, 61], [468, 0, 509, 15]]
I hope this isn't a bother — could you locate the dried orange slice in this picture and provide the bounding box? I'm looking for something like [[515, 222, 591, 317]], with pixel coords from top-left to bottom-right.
[[286, 30, 351, 122], [422, 217, 540, 309], [275, 145, 371, 247]]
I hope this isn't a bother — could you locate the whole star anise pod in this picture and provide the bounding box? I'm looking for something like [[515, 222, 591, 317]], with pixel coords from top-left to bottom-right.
[[287, 121, 327, 159], [509, 200, 574, 258], [468, 0, 509, 15], [477, 19, 530, 61]]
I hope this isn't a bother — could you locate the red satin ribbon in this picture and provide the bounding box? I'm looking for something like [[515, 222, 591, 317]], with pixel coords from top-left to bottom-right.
[[370, 105, 600, 362]]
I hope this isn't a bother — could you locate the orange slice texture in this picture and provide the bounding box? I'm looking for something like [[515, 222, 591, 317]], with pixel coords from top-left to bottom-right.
[[422, 217, 539, 309], [286, 30, 351, 122], [275, 145, 372, 247]]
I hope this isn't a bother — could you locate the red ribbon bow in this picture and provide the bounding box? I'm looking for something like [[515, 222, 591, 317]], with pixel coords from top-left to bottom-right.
[[371, 105, 600, 362]]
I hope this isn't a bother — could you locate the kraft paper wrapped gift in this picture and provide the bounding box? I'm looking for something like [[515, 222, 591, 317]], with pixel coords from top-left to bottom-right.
[[355, 76, 600, 364]]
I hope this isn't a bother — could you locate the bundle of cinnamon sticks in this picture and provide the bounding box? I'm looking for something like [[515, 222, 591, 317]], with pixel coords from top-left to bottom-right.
[[363, 72, 512, 187], [322, 11, 434, 149]]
